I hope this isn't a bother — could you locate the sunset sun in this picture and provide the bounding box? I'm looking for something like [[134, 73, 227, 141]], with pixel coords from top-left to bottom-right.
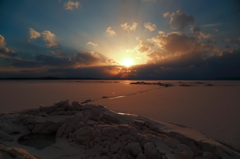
[[122, 59, 134, 67]]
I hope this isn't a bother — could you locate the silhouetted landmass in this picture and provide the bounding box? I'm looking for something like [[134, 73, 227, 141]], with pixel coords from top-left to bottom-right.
[[216, 77, 240, 80], [0, 77, 101, 80]]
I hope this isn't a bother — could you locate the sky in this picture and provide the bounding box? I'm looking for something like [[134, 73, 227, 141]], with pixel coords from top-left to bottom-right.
[[0, 0, 240, 79]]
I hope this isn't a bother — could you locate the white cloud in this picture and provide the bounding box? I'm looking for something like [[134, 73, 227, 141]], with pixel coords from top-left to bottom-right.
[[0, 35, 6, 47], [144, 22, 156, 31], [135, 37, 154, 54], [29, 28, 41, 39], [163, 12, 170, 17], [158, 31, 165, 34], [87, 42, 98, 47], [200, 32, 213, 39], [106, 27, 116, 36], [64, 0, 80, 10], [42, 30, 57, 47], [0, 35, 16, 56], [121, 22, 138, 32]]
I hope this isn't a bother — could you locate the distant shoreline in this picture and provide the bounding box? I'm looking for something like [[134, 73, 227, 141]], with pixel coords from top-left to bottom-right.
[[0, 77, 240, 80]]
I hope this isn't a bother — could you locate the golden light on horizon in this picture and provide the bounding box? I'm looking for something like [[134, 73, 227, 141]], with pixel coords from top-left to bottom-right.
[[122, 58, 134, 67]]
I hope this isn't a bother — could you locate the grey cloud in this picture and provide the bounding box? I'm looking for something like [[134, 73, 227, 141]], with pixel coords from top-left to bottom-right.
[[152, 33, 198, 55], [4, 51, 110, 69], [0, 47, 16, 57], [164, 10, 195, 31], [191, 26, 201, 33]]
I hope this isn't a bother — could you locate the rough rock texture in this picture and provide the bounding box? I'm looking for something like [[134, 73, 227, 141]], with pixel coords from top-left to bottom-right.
[[0, 100, 240, 159], [0, 144, 39, 159]]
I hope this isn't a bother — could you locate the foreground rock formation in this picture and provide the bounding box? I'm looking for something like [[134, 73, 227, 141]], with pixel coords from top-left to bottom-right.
[[0, 100, 240, 159]]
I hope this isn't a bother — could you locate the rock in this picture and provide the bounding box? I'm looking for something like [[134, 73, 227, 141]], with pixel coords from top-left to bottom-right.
[[194, 157, 208, 159], [87, 120, 96, 126], [43, 122, 62, 133], [126, 134, 136, 142], [136, 152, 147, 159], [0, 131, 13, 142], [55, 99, 69, 107], [72, 101, 81, 108], [100, 113, 119, 123], [32, 124, 44, 133], [99, 156, 110, 159], [164, 138, 177, 149], [74, 126, 94, 142], [175, 150, 193, 159], [56, 122, 67, 138], [125, 142, 142, 156], [4, 147, 37, 159], [203, 152, 214, 158], [144, 142, 160, 158], [110, 142, 121, 153]]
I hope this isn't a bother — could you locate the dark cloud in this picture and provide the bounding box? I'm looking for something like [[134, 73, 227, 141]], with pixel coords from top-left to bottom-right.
[[73, 52, 104, 66], [2, 52, 110, 69], [152, 33, 198, 55], [164, 10, 195, 31], [0, 47, 16, 57], [1, 48, 240, 79], [129, 48, 240, 79], [1, 56, 41, 68], [191, 26, 201, 33]]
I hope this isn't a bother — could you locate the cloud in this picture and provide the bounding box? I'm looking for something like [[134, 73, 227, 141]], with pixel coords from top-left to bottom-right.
[[144, 22, 156, 31], [106, 59, 120, 65], [163, 10, 195, 31], [121, 22, 138, 32], [47, 50, 64, 54], [158, 31, 165, 34], [212, 29, 219, 32], [135, 37, 154, 54], [163, 12, 170, 18], [224, 38, 231, 42], [151, 32, 222, 62], [41, 30, 57, 47], [0, 35, 16, 57], [191, 26, 201, 33], [29, 28, 41, 39], [199, 32, 213, 38], [0, 35, 6, 47], [207, 39, 217, 44], [87, 42, 98, 47], [152, 33, 198, 55], [147, 50, 168, 63], [0, 47, 16, 57], [106, 27, 116, 37], [64, 0, 80, 10]]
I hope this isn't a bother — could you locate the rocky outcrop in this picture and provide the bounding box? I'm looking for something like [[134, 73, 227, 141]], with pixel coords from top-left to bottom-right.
[[0, 100, 239, 159]]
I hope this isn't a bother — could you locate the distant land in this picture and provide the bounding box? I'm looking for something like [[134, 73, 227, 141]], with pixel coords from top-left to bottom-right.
[[0, 76, 240, 80]]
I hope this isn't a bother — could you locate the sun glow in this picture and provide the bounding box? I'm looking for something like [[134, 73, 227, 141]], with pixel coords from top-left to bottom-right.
[[122, 58, 134, 67]]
